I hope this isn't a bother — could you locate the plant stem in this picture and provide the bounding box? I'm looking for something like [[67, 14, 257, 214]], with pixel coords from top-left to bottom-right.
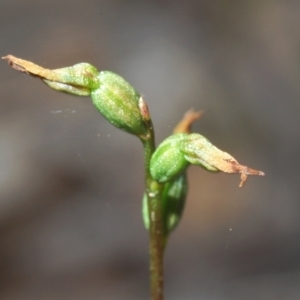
[[147, 179, 164, 300], [141, 113, 165, 300]]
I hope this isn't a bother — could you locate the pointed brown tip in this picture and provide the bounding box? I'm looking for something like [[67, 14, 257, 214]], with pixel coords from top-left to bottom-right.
[[2, 55, 16, 63], [2, 54, 11, 60], [245, 168, 265, 177], [2, 55, 13, 65], [239, 173, 248, 187], [139, 96, 151, 121], [173, 109, 204, 134], [2, 55, 29, 73], [239, 169, 265, 187]]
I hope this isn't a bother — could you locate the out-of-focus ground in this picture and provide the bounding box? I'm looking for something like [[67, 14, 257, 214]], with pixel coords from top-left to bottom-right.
[[0, 1, 299, 299]]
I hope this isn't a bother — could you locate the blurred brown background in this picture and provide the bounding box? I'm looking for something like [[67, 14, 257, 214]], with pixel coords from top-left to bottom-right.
[[0, 1, 299, 299]]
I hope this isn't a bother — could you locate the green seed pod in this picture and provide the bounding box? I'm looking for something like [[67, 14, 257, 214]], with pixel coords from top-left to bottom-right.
[[91, 71, 148, 136], [161, 173, 188, 234], [150, 133, 190, 183], [142, 173, 188, 236]]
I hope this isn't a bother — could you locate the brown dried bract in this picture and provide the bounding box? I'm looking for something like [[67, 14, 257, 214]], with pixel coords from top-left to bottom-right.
[[173, 109, 204, 134], [2, 55, 59, 81], [227, 160, 265, 187], [139, 96, 151, 121], [215, 156, 265, 187]]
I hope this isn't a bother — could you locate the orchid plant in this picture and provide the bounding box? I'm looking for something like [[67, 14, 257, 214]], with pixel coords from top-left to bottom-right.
[[3, 55, 264, 300]]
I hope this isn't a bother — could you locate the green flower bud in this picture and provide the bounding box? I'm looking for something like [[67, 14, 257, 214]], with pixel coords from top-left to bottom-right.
[[150, 132, 265, 187], [142, 173, 188, 236], [2, 55, 148, 137], [150, 133, 190, 183], [46, 67, 148, 136], [91, 71, 147, 136]]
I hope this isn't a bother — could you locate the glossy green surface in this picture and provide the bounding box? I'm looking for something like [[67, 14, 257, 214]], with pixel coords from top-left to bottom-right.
[[91, 71, 147, 136], [150, 134, 189, 183], [143, 173, 188, 236], [44, 64, 147, 136]]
